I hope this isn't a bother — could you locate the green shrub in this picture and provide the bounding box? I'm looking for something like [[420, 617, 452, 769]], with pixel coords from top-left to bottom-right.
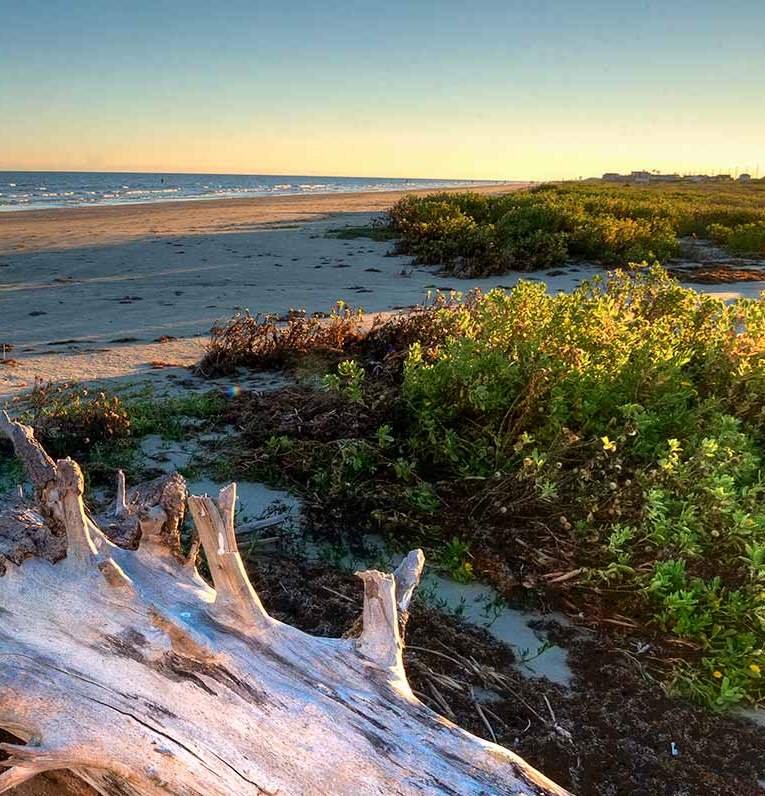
[[398, 267, 765, 707], [723, 223, 765, 255], [322, 359, 366, 403], [386, 182, 765, 276], [708, 223, 733, 245], [22, 383, 131, 457], [11, 383, 227, 483]]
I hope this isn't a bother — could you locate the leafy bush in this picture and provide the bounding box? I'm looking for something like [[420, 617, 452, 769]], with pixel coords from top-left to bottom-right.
[[322, 359, 366, 403], [22, 382, 131, 457], [398, 267, 765, 707], [10, 383, 227, 482], [386, 181, 765, 276], [708, 222, 765, 255]]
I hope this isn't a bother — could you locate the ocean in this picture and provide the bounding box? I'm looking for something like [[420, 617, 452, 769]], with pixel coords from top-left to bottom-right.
[[0, 171, 505, 211]]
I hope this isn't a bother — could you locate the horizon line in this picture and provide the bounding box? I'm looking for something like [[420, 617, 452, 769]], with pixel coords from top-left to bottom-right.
[[0, 168, 521, 182]]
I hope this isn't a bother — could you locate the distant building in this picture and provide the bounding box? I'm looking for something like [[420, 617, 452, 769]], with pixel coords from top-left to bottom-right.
[[631, 170, 652, 183], [598, 171, 737, 185], [739, 173, 752, 182]]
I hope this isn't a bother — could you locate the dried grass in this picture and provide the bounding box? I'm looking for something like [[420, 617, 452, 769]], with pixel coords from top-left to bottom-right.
[[196, 304, 365, 377]]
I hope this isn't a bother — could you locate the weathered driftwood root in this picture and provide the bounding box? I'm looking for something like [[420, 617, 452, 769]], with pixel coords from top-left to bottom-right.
[[0, 412, 569, 796]]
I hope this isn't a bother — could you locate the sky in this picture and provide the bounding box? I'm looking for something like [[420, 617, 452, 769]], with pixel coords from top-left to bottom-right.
[[1, 0, 763, 180]]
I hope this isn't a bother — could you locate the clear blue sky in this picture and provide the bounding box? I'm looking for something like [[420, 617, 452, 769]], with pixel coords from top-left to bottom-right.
[[1, 0, 763, 179]]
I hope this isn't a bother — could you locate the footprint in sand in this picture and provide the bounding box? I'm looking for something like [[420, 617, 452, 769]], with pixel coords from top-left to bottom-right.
[[109, 295, 144, 304]]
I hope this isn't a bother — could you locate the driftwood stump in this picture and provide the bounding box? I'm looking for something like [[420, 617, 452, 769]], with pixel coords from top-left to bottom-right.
[[0, 412, 568, 795]]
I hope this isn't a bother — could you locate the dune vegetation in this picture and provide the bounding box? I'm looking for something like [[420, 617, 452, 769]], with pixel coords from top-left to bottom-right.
[[384, 181, 765, 276], [193, 264, 765, 711]]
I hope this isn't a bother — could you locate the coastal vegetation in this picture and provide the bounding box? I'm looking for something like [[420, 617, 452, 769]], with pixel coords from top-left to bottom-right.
[[198, 266, 765, 710], [1, 382, 226, 484], [384, 181, 765, 276], [709, 221, 765, 255], [5, 186, 765, 717], [197, 304, 365, 377], [4, 208, 765, 794], [326, 224, 399, 242]]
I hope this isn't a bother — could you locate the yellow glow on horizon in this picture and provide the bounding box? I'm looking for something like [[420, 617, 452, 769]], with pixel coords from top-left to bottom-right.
[[2, 113, 763, 181]]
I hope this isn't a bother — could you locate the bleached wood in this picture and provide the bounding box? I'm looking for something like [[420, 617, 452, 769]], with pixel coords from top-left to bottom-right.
[[393, 548, 425, 638], [100, 471, 187, 553], [356, 570, 403, 672], [0, 765, 40, 793], [0, 416, 569, 796], [115, 470, 128, 517], [0, 411, 56, 492], [394, 548, 425, 614], [55, 458, 102, 572], [186, 491, 271, 632]]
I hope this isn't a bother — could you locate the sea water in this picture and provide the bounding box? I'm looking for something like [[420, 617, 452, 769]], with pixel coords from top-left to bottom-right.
[[0, 171, 507, 211]]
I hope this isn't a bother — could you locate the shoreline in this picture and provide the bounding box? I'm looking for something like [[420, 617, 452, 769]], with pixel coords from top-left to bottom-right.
[[0, 182, 527, 255], [4, 180, 758, 404], [0, 178, 513, 215]]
